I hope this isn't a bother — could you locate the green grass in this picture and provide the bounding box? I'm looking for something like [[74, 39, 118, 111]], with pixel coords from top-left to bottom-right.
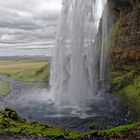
[[111, 61, 140, 114], [85, 122, 140, 138], [123, 76, 140, 112], [99, 122, 140, 134], [112, 70, 140, 113], [111, 70, 137, 91], [12, 63, 50, 82], [0, 80, 10, 96], [0, 60, 50, 83], [0, 108, 83, 139]]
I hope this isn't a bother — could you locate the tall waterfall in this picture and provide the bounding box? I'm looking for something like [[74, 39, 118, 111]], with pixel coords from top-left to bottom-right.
[[50, 0, 108, 107]]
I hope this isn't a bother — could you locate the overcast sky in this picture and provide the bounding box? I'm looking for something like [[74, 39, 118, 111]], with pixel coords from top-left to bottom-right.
[[0, 0, 62, 56]]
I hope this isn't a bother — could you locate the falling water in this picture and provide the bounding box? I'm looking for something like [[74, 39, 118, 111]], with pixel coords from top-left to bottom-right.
[[50, 0, 108, 107], [99, 3, 110, 90], [0, 0, 128, 126]]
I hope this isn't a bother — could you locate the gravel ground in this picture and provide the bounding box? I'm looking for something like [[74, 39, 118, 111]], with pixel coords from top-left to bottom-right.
[[0, 133, 66, 140]]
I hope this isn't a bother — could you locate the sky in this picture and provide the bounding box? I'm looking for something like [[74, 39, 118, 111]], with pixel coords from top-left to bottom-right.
[[0, 0, 62, 56]]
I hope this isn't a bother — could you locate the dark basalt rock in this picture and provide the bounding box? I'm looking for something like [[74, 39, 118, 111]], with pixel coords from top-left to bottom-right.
[[108, 0, 133, 13]]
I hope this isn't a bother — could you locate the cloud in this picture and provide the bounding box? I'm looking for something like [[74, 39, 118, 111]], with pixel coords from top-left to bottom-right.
[[0, 34, 14, 40], [0, 0, 61, 52]]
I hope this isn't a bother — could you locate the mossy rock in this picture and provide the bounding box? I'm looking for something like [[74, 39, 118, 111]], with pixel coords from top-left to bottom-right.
[[111, 70, 137, 91], [89, 123, 100, 130], [1, 108, 25, 123]]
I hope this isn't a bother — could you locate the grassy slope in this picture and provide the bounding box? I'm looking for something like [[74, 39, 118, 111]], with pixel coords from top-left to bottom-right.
[[99, 122, 140, 134], [0, 80, 10, 97], [0, 60, 50, 82], [0, 108, 82, 139]]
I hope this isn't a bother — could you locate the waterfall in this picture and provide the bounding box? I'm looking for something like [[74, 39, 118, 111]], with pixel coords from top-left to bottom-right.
[[50, 0, 108, 107], [99, 3, 110, 90]]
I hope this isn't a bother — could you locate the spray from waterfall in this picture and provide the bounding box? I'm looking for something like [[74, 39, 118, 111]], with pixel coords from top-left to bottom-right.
[[50, 0, 108, 107], [1, 0, 127, 121]]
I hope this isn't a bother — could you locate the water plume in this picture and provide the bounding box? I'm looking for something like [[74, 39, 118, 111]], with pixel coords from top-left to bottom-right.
[[50, 0, 108, 107]]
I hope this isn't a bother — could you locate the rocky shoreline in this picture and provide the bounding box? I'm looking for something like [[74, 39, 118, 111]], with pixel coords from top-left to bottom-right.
[[0, 133, 66, 140], [1, 127, 140, 140]]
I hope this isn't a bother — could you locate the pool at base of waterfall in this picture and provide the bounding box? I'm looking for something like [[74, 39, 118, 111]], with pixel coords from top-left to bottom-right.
[[1, 88, 128, 131]]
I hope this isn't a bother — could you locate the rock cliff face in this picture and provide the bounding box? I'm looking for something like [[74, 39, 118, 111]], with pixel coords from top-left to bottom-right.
[[109, 0, 140, 62], [108, 0, 140, 116]]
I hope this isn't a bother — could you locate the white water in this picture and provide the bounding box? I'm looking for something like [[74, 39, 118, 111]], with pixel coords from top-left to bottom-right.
[[50, 0, 108, 108]]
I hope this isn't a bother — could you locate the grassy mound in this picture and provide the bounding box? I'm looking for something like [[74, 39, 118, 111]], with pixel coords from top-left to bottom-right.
[[0, 80, 10, 97], [0, 108, 82, 139]]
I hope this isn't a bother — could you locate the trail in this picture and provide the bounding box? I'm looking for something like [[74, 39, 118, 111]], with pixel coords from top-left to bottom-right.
[[0, 76, 31, 106]]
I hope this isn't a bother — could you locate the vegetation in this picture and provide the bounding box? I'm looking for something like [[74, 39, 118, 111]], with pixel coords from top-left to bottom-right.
[[0, 60, 50, 83], [0, 80, 10, 97], [99, 122, 140, 134], [89, 123, 99, 130], [123, 76, 140, 113], [110, 50, 140, 114], [13, 63, 50, 82], [0, 108, 83, 139]]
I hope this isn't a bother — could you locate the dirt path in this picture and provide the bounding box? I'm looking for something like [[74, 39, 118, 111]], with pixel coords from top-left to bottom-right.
[[0, 76, 31, 107]]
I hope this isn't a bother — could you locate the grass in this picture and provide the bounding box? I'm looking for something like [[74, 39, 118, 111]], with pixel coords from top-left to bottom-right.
[[111, 60, 140, 114], [0, 80, 10, 97], [123, 76, 140, 112], [111, 68, 140, 114], [111, 70, 137, 91], [0, 108, 83, 139], [13, 63, 50, 82], [99, 122, 140, 134], [0, 60, 50, 83], [84, 122, 140, 138]]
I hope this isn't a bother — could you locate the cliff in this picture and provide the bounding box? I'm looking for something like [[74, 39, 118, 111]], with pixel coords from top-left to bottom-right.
[[108, 0, 140, 116]]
